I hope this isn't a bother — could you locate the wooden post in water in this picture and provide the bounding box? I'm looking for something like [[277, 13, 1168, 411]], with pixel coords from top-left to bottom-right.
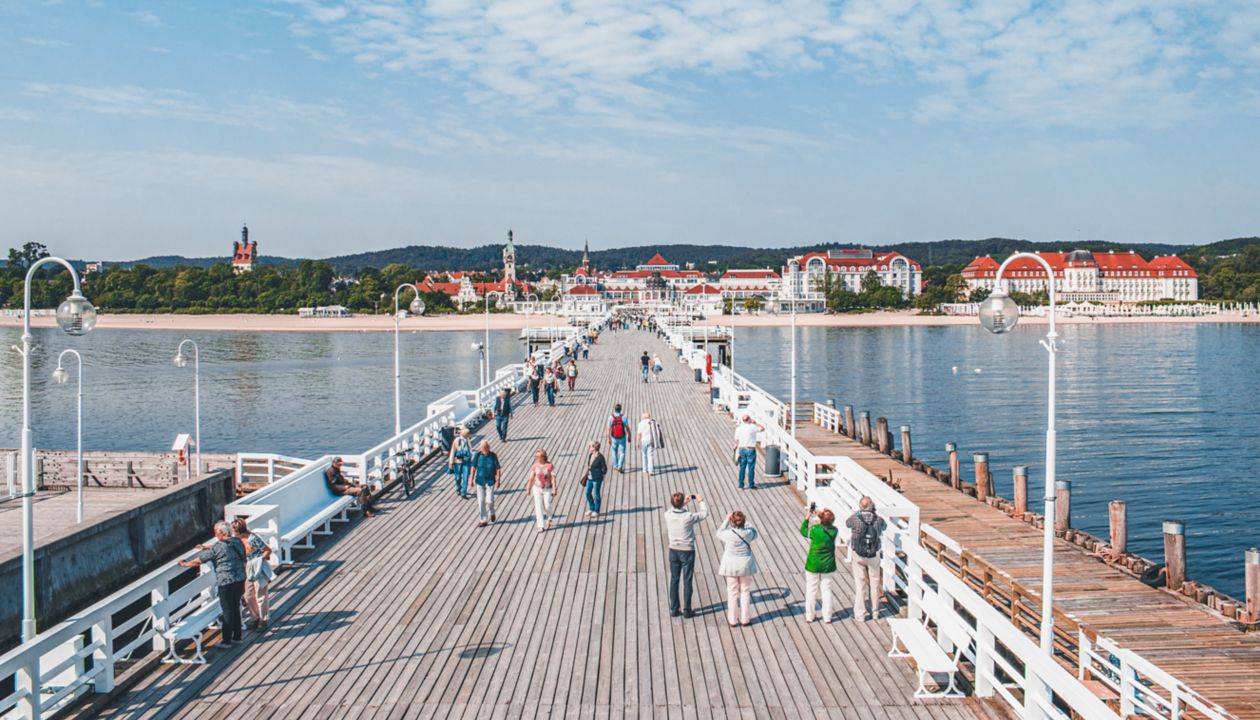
[[1246, 548, 1259, 622], [1108, 501, 1127, 558], [973, 452, 990, 501], [1013, 466, 1028, 516], [900, 425, 912, 465], [946, 442, 960, 490], [875, 417, 889, 454], [1054, 480, 1071, 534], [859, 412, 871, 446], [1163, 520, 1186, 591], [844, 406, 856, 438]]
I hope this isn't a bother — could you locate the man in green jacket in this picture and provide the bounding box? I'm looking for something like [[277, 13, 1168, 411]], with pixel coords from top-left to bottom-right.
[[800, 506, 839, 624]]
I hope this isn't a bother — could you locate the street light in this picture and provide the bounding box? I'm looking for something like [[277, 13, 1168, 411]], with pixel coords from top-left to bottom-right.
[[977, 252, 1059, 655], [392, 283, 425, 435], [521, 292, 539, 362], [18, 256, 96, 641], [173, 339, 201, 476], [52, 349, 84, 524], [471, 341, 486, 387], [484, 290, 505, 386]]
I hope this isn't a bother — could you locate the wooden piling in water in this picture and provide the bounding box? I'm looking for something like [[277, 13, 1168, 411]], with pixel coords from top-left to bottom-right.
[[1054, 480, 1071, 534], [844, 406, 855, 438], [1109, 501, 1127, 558], [1013, 465, 1028, 516], [946, 442, 960, 490], [859, 411, 871, 446], [875, 417, 889, 454], [1246, 548, 1259, 621], [900, 425, 912, 465], [1164, 520, 1186, 591], [973, 452, 990, 502]]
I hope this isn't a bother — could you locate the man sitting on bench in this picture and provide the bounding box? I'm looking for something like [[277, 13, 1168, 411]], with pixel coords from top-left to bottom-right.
[[325, 456, 375, 517]]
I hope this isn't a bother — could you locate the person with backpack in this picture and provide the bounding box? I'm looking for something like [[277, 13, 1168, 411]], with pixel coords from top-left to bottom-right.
[[846, 496, 888, 621], [566, 359, 578, 391], [716, 510, 759, 626], [799, 505, 839, 624], [606, 404, 630, 473], [447, 426, 474, 498]]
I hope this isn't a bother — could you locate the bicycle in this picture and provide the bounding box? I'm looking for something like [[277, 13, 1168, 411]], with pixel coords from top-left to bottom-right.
[[389, 449, 415, 497]]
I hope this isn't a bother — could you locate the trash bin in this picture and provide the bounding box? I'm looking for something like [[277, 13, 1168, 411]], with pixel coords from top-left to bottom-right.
[[764, 445, 783, 477], [694, 368, 703, 383], [710, 387, 720, 403]]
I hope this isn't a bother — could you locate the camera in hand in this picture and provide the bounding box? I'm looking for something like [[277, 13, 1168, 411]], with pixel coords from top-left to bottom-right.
[[689, 494, 697, 500], [809, 502, 817, 512]]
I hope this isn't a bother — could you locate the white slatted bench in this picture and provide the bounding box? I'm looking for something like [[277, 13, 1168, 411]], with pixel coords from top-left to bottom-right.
[[888, 590, 968, 698], [161, 597, 220, 665], [228, 460, 356, 565]]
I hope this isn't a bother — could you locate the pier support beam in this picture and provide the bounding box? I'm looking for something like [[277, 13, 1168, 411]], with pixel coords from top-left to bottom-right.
[[859, 412, 871, 447], [875, 417, 889, 454], [844, 406, 855, 439], [1054, 480, 1071, 535], [1109, 501, 1127, 558], [1163, 520, 1186, 591], [1013, 466, 1028, 516], [900, 425, 912, 465], [973, 452, 990, 502], [946, 443, 960, 490]]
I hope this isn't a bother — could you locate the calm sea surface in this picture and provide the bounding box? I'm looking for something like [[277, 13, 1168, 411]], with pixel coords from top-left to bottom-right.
[[1, 322, 1257, 597]]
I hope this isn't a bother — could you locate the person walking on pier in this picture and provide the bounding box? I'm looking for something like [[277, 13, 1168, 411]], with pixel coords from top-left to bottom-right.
[[448, 427, 474, 498], [494, 387, 512, 441], [637, 411, 663, 476], [640, 350, 650, 383], [233, 517, 273, 632], [734, 415, 764, 490], [584, 440, 608, 517], [566, 358, 578, 391], [325, 456, 375, 517], [665, 492, 707, 618], [179, 521, 247, 647], [544, 366, 558, 406], [470, 440, 501, 527], [716, 511, 759, 626], [846, 496, 887, 621], [800, 505, 839, 624], [652, 353, 663, 382], [607, 404, 630, 473], [527, 448, 558, 532], [527, 361, 541, 406]]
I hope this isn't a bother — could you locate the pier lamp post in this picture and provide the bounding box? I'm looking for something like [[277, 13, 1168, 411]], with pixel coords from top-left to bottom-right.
[[483, 290, 505, 386], [471, 342, 486, 387], [393, 283, 425, 435], [18, 256, 96, 641], [522, 292, 539, 361], [977, 252, 1059, 655], [52, 350, 85, 524], [173, 339, 201, 475]]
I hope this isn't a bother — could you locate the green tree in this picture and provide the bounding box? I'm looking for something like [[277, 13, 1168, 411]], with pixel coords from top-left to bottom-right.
[[743, 296, 763, 312]]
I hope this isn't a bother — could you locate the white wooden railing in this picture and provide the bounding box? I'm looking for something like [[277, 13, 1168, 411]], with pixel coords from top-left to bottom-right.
[[709, 360, 1232, 720], [234, 452, 311, 486]]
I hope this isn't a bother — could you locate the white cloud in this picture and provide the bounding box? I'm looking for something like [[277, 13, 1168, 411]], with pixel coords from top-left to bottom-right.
[[281, 0, 1260, 129], [130, 10, 162, 27], [22, 37, 71, 48]]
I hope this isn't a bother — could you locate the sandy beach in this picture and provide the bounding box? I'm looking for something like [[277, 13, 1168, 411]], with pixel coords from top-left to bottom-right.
[[2, 309, 1256, 333]]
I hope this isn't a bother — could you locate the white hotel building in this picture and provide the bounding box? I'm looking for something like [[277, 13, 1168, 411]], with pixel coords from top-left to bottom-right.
[[961, 250, 1199, 303], [778, 249, 923, 311]]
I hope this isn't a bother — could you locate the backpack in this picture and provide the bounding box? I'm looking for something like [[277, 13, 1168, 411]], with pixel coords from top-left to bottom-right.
[[610, 414, 626, 439], [853, 513, 881, 559]]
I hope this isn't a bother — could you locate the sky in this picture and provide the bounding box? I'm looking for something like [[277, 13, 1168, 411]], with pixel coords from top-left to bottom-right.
[[2, 0, 1259, 261]]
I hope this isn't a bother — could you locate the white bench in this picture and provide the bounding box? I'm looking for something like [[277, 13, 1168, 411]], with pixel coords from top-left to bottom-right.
[[888, 589, 968, 698], [227, 460, 355, 565], [161, 596, 220, 664]]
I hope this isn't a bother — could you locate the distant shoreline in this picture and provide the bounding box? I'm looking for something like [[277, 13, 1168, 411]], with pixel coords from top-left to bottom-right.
[[3, 310, 1258, 333]]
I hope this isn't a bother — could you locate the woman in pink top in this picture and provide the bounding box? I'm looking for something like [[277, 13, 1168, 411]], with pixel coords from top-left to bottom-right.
[[526, 448, 558, 532]]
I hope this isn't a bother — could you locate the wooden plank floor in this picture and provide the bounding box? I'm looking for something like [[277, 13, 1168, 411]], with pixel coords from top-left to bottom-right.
[[795, 424, 1260, 720], [92, 329, 993, 719]]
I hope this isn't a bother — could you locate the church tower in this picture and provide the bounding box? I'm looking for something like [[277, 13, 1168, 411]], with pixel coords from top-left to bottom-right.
[[232, 223, 257, 274], [581, 238, 590, 273], [502, 229, 517, 299]]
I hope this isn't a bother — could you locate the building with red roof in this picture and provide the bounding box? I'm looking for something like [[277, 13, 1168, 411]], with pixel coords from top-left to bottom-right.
[[961, 249, 1198, 302], [231, 224, 257, 274], [780, 248, 922, 311]]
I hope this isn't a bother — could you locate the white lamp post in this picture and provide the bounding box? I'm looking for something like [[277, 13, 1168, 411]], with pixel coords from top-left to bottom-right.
[[392, 283, 425, 435], [484, 290, 505, 386], [522, 292, 539, 361], [173, 339, 201, 475], [18, 256, 96, 641], [51, 350, 84, 524], [471, 341, 486, 387], [977, 252, 1059, 655]]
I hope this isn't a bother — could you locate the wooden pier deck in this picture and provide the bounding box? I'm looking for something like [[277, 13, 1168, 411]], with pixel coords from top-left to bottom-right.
[[795, 423, 1260, 719], [91, 330, 996, 719]]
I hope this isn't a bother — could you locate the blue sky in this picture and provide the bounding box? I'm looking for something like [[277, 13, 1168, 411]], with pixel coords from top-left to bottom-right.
[[2, 0, 1258, 260]]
